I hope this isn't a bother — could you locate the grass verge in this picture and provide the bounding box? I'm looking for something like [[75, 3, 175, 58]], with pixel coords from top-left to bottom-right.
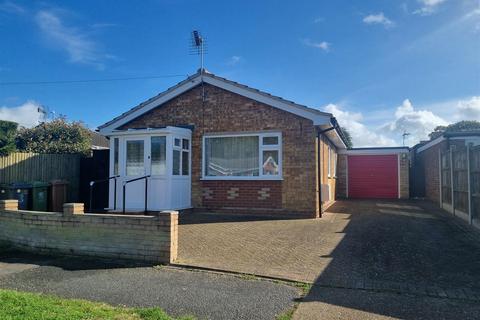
[[0, 289, 195, 320]]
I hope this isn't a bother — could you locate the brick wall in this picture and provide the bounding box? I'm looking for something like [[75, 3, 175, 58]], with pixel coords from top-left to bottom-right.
[[202, 180, 281, 210], [399, 154, 410, 199], [120, 83, 317, 216], [336, 154, 347, 198], [0, 204, 178, 263]]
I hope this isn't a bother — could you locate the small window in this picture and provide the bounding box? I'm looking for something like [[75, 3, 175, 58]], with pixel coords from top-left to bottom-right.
[[113, 138, 119, 175], [174, 138, 181, 147], [173, 150, 180, 175], [182, 139, 189, 150], [262, 136, 278, 146], [182, 151, 189, 175]]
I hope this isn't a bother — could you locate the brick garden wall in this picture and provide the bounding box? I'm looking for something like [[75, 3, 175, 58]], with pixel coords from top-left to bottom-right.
[[120, 83, 318, 216], [0, 202, 178, 263]]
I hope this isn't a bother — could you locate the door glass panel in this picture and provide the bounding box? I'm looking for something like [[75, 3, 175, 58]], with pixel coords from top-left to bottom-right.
[[126, 140, 144, 176], [151, 136, 166, 175]]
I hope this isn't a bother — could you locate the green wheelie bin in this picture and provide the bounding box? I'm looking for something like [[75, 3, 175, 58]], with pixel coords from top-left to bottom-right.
[[32, 181, 49, 211]]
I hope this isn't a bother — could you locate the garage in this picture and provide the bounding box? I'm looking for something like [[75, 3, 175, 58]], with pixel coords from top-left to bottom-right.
[[337, 148, 410, 199]]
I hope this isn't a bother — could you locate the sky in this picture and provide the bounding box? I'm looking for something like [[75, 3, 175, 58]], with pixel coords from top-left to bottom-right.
[[0, 0, 479, 147]]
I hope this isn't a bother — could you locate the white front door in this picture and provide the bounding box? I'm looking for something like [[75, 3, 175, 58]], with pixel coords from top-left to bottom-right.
[[123, 137, 148, 210]]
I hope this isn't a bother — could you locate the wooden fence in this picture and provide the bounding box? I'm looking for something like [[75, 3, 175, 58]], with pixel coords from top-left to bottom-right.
[[0, 152, 81, 201], [440, 145, 480, 228]]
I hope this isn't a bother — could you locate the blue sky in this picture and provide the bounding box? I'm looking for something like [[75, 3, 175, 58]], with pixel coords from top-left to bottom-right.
[[0, 0, 479, 146]]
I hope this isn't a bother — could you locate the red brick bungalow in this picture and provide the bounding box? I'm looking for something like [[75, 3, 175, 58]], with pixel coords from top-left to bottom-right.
[[98, 69, 347, 218]]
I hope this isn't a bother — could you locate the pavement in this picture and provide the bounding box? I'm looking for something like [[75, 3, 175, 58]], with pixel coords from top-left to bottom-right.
[[0, 250, 300, 320]]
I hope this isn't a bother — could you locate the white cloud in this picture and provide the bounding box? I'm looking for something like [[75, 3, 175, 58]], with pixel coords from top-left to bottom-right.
[[414, 0, 447, 16], [381, 99, 448, 145], [0, 101, 45, 128], [35, 10, 112, 69], [363, 12, 394, 28], [325, 104, 396, 147], [226, 55, 242, 66], [302, 39, 330, 52], [455, 96, 480, 119], [313, 17, 324, 23]]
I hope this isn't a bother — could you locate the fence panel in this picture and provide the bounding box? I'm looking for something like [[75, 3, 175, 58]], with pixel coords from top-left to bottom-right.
[[452, 147, 469, 214], [0, 152, 81, 201], [471, 146, 480, 226], [441, 151, 452, 205]]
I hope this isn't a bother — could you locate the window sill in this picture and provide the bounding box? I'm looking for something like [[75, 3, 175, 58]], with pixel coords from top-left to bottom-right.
[[200, 176, 283, 181]]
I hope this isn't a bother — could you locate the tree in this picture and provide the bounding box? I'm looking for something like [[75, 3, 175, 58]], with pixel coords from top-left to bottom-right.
[[0, 120, 18, 156], [428, 120, 480, 140], [341, 127, 353, 148], [16, 118, 92, 155]]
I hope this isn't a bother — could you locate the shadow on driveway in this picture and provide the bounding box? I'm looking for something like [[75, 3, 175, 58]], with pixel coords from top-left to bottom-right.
[[295, 200, 480, 320]]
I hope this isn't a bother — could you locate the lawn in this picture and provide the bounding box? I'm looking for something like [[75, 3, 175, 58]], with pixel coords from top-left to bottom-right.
[[0, 289, 195, 320]]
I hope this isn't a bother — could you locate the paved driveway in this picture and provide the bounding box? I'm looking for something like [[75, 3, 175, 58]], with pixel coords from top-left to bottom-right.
[[178, 199, 480, 296]]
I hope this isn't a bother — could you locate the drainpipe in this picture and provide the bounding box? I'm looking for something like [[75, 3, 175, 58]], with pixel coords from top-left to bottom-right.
[[317, 125, 337, 217]]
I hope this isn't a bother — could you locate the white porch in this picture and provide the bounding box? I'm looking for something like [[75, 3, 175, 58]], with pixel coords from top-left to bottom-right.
[[105, 126, 192, 212]]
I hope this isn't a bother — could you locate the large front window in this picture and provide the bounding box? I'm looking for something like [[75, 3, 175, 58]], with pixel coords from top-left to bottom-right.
[[203, 133, 282, 179]]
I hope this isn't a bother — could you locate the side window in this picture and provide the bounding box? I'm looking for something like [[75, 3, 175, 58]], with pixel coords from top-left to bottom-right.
[[113, 138, 119, 175], [173, 137, 190, 176]]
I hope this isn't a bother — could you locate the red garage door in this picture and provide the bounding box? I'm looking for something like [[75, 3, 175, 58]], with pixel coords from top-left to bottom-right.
[[348, 155, 399, 199]]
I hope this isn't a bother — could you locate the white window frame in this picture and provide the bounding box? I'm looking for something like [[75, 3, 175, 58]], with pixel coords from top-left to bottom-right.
[[202, 132, 283, 180]]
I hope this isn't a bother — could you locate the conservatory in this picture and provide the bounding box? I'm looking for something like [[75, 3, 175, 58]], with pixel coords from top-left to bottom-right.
[[106, 126, 191, 212]]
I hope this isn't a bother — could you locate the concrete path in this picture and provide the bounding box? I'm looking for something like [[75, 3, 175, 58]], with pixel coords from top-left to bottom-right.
[[0, 251, 300, 320]]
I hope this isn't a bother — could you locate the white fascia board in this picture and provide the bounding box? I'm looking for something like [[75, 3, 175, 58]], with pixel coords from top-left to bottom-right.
[[416, 136, 445, 153], [106, 126, 191, 137], [339, 148, 409, 155], [98, 78, 202, 135], [202, 76, 331, 126]]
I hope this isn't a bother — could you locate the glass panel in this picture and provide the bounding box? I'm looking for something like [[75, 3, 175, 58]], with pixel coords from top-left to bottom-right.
[[262, 150, 279, 175], [182, 139, 189, 150], [262, 136, 278, 145], [205, 136, 259, 176], [174, 138, 181, 147], [151, 136, 166, 175], [126, 140, 144, 176], [182, 151, 189, 175], [173, 150, 180, 175], [113, 138, 119, 175]]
